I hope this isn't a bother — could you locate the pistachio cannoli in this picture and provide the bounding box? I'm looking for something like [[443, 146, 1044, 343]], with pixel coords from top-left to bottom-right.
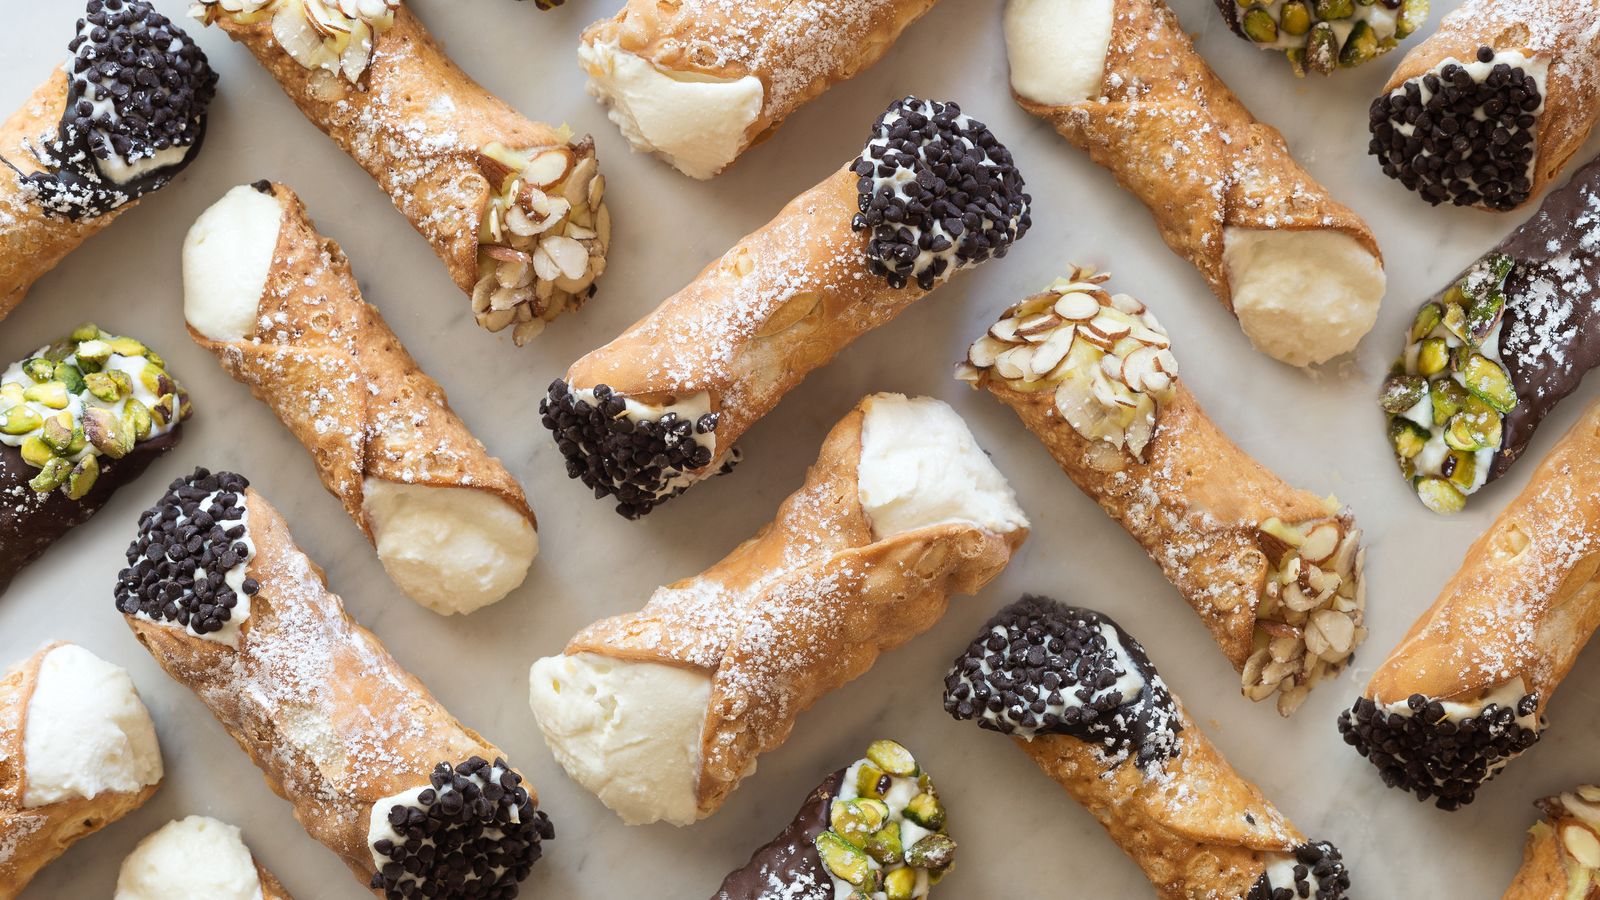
[[0, 0, 216, 320], [0, 324, 190, 595], [943, 597, 1352, 899], [1004, 0, 1384, 367], [1503, 786, 1600, 899], [183, 183, 537, 615], [1369, 0, 1600, 211], [579, 0, 938, 179], [1, 643, 164, 898], [1379, 154, 1600, 513], [192, 0, 609, 345], [1340, 399, 1600, 809], [958, 267, 1366, 715], [529, 394, 1027, 824], [116, 817, 292, 900], [542, 96, 1029, 518], [712, 740, 953, 900], [115, 469, 554, 897], [1214, 0, 1427, 75]]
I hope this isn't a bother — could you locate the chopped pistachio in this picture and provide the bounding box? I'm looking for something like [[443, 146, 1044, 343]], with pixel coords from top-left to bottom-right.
[[1389, 419, 1429, 459], [40, 414, 74, 452], [23, 381, 68, 409], [816, 833, 872, 886], [1461, 353, 1516, 412], [75, 338, 113, 368], [53, 363, 85, 395], [1410, 303, 1443, 342], [0, 405, 43, 435], [1279, 0, 1312, 34], [903, 792, 945, 830], [21, 358, 55, 382], [1313, 0, 1353, 18], [865, 826, 904, 867], [69, 323, 101, 342], [1303, 23, 1339, 74], [1444, 400, 1501, 452], [866, 740, 918, 777], [107, 336, 147, 357], [1430, 379, 1466, 426], [84, 370, 128, 402], [906, 833, 957, 871], [1417, 476, 1466, 514], [65, 455, 99, 500], [150, 395, 177, 429], [123, 399, 153, 441], [1338, 20, 1378, 66], [1445, 450, 1477, 491], [855, 762, 890, 801], [1241, 5, 1278, 42], [83, 408, 129, 459], [884, 868, 918, 900], [140, 366, 175, 397], [1415, 338, 1449, 375], [831, 799, 890, 847], [20, 436, 54, 467], [29, 457, 70, 493], [1379, 374, 1426, 414]]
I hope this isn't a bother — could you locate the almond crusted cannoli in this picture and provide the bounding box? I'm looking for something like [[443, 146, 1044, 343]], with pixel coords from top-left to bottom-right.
[[579, 0, 938, 179], [116, 816, 292, 900], [0, 324, 190, 596], [183, 183, 537, 615], [542, 96, 1030, 518], [192, 1, 609, 345], [958, 268, 1367, 715], [943, 597, 1352, 900], [114, 469, 554, 897], [1504, 786, 1600, 899], [1369, 0, 1600, 211], [712, 740, 954, 900], [1380, 154, 1600, 513], [1004, 0, 1385, 367], [529, 394, 1027, 825], [1, 642, 164, 898], [0, 0, 216, 320], [1214, 0, 1426, 75], [1339, 399, 1600, 810]]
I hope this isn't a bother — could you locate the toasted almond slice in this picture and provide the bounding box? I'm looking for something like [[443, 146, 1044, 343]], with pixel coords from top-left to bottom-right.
[[1110, 292, 1145, 315], [1016, 312, 1061, 339], [1121, 346, 1159, 390], [1089, 314, 1131, 340], [542, 235, 590, 279], [1154, 348, 1178, 374], [995, 346, 1032, 381], [969, 335, 1007, 368], [1030, 327, 1074, 376], [1299, 522, 1342, 564], [484, 245, 531, 265], [524, 148, 574, 188], [1308, 608, 1356, 658], [1054, 291, 1100, 321], [1099, 353, 1122, 380], [1142, 371, 1171, 393], [989, 317, 1022, 342], [1129, 323, 1169, 347]]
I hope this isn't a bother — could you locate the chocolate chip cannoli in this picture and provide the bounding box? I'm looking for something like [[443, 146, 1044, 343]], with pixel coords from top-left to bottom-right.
[[543, 96, 1030, 518], [0, 0, 216, 320], [1340, 399, 1600, 810], [116, 816, 292, 900], [958, 267, 1366, 715], [183, 183, 537, 615], [579, 0, 939, 179], [0, 324, 190, 595], [192, 1, 609, 345], [1502, 786, 1600, 899], [712, 740, 954, 900], [1214, 0, 1426, 75], [944, 597, 1352, 900], [1379, 154, 1600, 513], [530, 394, 1027, 824], [1369, 0, 1600, 211], [1, 642, 164, 898], [1004, 0, 1384, 367], [115, 469, 554, 897]]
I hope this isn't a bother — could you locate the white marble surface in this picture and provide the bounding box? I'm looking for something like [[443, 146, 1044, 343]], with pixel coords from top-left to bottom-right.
[[3, 0, 1599, 897]]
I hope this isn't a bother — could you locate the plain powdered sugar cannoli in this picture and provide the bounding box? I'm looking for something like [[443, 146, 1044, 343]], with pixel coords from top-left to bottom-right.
[[958, 267, 1367, 715], [114, 469, 554, 898], [191, 0, 609, 345], [1369, 0, 1600, 211], [116, 816, 292, 900], [1003, 0, 1385, 367], [1340, 399, 1600, 810], [0, 324, 191, 595], [1503, 786, 1600, 899], [183, 182, 537, 616], [0, 0, 216, 321], [529, 394, 1027, 825], [943, 597, 1351, 900], [1380, 154, 1600, 513], [542, 96, 1030, 518], [1213, 0, 1426, 74], [0, 643, 164, 899], [579, 0, 939, 179], [711, 740, 954, 900]]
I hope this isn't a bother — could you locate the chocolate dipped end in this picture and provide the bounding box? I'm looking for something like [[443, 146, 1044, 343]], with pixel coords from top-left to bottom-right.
[[1248, 840, 1353, 900], [942, 595, 1180, 769], [0, 425, 177, 594], [712, 771, 842, 900]]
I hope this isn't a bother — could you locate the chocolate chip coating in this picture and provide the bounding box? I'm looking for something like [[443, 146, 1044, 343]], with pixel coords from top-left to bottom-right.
[[1247, 841, 1352, 900]]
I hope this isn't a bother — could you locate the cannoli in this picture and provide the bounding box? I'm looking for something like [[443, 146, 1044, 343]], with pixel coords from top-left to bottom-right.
[[116, 816, 292, 900], [1369, 0, 1600, 211], [529, 394, 1027, 824], [957, 267, 1366, 715], [1003, 0, 1385, 367], [191, 1, 609, 345], [0, 323, 190, 595], [943, 596, 1352, 900], [183, 182, 537, 615], [1504, 786, 1600, 899], [712, 739, 954, 900], [114, 468, 555, 897], [1339, 399, 1600, 809], [0, 0, 216, 321], [542, 96, 1030, 518], [1214, 0, 1426, 75], [578, 0, 939, 179], [0, 642, 164, 898], [1379, 153, 1600, 513]]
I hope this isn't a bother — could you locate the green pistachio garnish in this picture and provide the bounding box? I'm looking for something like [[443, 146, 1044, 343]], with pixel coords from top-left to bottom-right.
[[107, 336, 147, 358], [21, 358, 55, 383], [1415, 338, 1449, 375], [1461, 353, 1516, 412], [65, 455, 99, 501], [123, 399, 153, 441], [83, 407, 129, 459], [1417, 476, 1466, 514], [1379, 374, 1426, 414], [22, 381, 69, 410], [70, 322, 102, 342], [1395, 0, 1427, 37], [1338, 20, 1378, 66], [855, 762, 890, 801], [884, 868, 918, 900], [150, 395, 177, 429], [29, 457, 71, 492], [1279, 0, 1312, 34], [816, 832, 872, 887], [20, 436, 54, 467], [40, 413, 74, 452], [866, 740, 918, 777], [1410, 303, 1442, 342], [75, 338, 112, 369], [85, 370, 130, 402], [0, 405, 43, 435], [139, 366, 175, 397], [1241, 5, 1278, 41], [1389, 419, 1429, 459], [906, 834, 957, 871], [831, 799, 890, 847], [903, 792, 945, 830]]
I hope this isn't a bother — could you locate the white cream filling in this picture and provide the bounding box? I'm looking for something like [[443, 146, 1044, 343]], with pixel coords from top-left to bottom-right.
[[135, 489, 256, 647], [578, 38, 764, 180], [1223, 228, 1386, 367], [1003, 0, 1114, 105], [1263, 853, 1322, 898], [366, 761, 523, 890], [115, 816, 264, 900], [527, 654, 711, 826], [21, 644, 163, 808], [182, 185, 284, 342], [362, 480, 538, 616]]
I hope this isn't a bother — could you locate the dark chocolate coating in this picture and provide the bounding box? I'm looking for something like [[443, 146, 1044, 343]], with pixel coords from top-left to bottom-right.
[[0, 426, 179, 595], [711, 771, 841, 900]]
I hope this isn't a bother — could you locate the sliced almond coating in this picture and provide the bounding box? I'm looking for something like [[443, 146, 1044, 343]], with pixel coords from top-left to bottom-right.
[[1054, 291, 1100, 321], [995, 346, 1032, 381], [1299, 522, 1342, 564], [1562, 824, 1600, 868], [969, 335, 1007, 369], [989, 317, 1022, 342], [1029, 327, 1074, 376], [1307, 608, 1356, 659], [1110, 292, 1145, 315]]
